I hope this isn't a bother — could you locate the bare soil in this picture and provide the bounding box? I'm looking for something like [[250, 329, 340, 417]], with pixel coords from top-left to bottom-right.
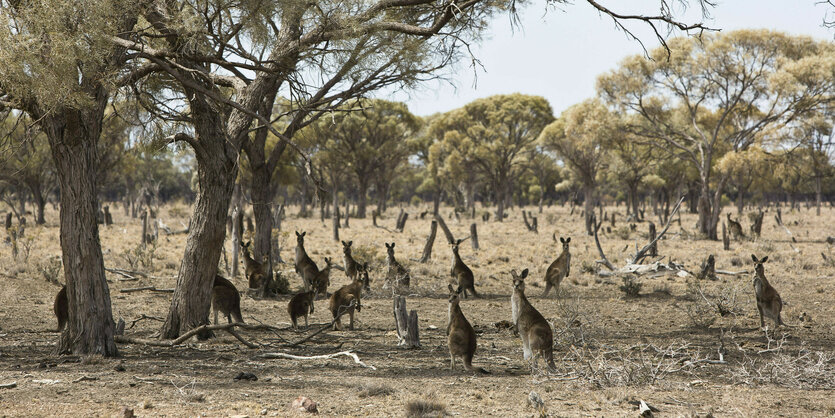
[[1, 203, 834, 417]]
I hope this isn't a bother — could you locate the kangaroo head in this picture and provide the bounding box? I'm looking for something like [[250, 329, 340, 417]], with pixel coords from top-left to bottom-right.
[[559, 236, 571, 251], [751, 254, 768, 277], [261, 254, 269, 264], [358, 262, 370, 285], [342, 240, 353, 253], [510, 268, 529, 292], [451, 239, 463, 254], [385, 242, 395, 257], [296, 231, 306, 245], [447, 284, 463, 304], [323, 257, 333, 268]]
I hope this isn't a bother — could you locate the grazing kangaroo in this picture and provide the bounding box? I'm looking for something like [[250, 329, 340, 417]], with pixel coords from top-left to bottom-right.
[[450, 239, 478, 298], [312, 257, 334, 297], [543, 237, 571, 297], [241, 241, 268, 289], [751, 255, 786, 329], [54, 285, 68, 331], [329, 263, 366, 330], [385, 242, 410, 292], [213, 275, 244, 324], [294, 231, 319, 291], [510, 268, 556, 372], [288, 289, 317, 329], [727, 213, 745, 240], [447, 285, 488, 373]]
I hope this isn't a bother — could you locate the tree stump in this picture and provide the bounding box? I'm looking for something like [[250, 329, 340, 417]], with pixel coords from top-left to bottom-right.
[[722, 222, 730, 251], [396, 212, 409, 232], [141, 210, 149, 245], [103, 206, 113, 226], [393, 296, 420, 348], [698, 254, 717, 281], [372, 210, 378, 227], [648, 222, 657, 257], [470, 223, 479, 251], [418, 221, 438, 263]]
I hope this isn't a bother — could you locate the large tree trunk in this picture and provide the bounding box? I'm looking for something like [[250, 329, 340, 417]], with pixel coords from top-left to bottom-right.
[[28, 181, 46, 225], [160, 127, 237, 339], [44, 110, 117, 356], [495, 183, 506, 222], [736, 187, 745, 215], [249, 153, 275, 294], [356, 178, 369, 218]]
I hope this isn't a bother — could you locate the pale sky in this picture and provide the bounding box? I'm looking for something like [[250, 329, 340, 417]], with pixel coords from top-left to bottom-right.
[[386, 0, 835, 117]]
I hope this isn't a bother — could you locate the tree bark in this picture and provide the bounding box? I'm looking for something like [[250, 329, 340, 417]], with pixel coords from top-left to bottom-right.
[[470, 223, 479, 251], [160, 121, 238, 339], [583, 185, 595, 236], [815, 177, 822, 216], [43, 110, 118, 356], [418, 220, 438, 263]]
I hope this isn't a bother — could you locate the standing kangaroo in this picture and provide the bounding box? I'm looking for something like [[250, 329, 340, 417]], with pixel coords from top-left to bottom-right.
[[288, 289, 317, 329], [385, 242, 410, 292], [727, 213, 745, 240], [329, 263, 366, 330], [543, 237, 570, 297], [294, 231, 319, 291], [447, 285, 488, 373], [510, 269, 556, 372], [751, 255, 786, 329], [241, 241, 268, 289], [450, 239, 478, 298], [313, 257, 334, 297], [342, 240, 360, 280], [212, 275, 244, 324], [54, 285, 68, 331]]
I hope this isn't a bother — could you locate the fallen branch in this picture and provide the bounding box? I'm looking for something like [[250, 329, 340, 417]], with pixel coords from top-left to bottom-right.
[[0, 381, 17, 389], [128, 314, 164, 329], [120, 286, 174, 293], [286, 301, 355, 347], [261, 350, 376, 370], [115, 323, 266, 348], [631, 196, 684, 264]]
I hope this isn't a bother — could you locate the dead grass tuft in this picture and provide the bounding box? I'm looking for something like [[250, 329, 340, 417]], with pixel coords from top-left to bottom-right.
[[357, 383, 395, 398], [405, 397, 446, 417]]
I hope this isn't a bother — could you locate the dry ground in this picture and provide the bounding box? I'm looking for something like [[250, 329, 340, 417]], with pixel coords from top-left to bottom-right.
[[1, 201, 834, 417]]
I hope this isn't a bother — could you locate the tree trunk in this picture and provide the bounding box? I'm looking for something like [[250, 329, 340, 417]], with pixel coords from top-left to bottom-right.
[[470, 223, 479, 251], [736, 188, 744, 215], [496, 185, 505, 222], [332, 184, 340, 242], [44, 112, 117, 356], [418, 220, 438, 263], [432, 189, 441, 216], [160, 145, 237, 339], [356, 179, 368, 218], [815, 177, 822, 216], [230, 184, 243, 280], [583, 185, 594, 236]]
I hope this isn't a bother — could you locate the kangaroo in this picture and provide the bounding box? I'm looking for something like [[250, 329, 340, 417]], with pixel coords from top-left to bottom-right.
[[510, 268, 556, 372], [342, 240, 361, 283], [447, 285, 488, 374], [288, 289, 317, 329], [450, 239, 478, 298], [54, 285, 68, 331], [543, 237, 571, 297], [751, 255, 786, 329], [312, 257, 334, 297], [294, 231, 319, 291], [727, 213, 745, 240], [329, 263, 366, 330], [241, 241, 269, 289], [385, 242, 410, 292], [213, 275, 244, 324]]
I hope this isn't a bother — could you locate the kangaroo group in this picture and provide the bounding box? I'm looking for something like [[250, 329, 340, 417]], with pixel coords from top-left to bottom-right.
[[53, 213, 793, 375]]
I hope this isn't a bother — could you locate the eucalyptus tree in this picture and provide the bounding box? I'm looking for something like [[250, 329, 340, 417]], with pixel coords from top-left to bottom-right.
[[0, 115, 54, 224], [598, 30, 835, 239], [540, 99, 610, 235], [716, 146, 770, 214], [786, 108, 835, 215], [431, 94, 554, 221]]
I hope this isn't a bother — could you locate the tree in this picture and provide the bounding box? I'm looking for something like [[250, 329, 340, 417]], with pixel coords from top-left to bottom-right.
[[540, 99, 610, 235], [786, 108, 835, 215], [605, 115, 660, 221], [599, 30, 835, 239], [716, 146, 770, 214], [0, 114, 55, 224], [430, 94, 554, 221]]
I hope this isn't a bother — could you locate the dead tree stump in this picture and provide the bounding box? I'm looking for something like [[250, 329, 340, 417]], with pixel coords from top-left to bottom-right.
[[103, 206, 113, 226], [648, 222, 657, 257], [372, 210, 378, 227], [141, 210, 149, 245], [396, 212, 409, 232], [722, 222, 730, 251], [419, 221, 438, 263], [470, 223, 479, 251], [698, 254, 717, 281], [393, 296, 420, 348]]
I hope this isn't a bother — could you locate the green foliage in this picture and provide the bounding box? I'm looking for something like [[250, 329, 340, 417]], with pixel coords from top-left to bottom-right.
[[619, 275, 643, 297]]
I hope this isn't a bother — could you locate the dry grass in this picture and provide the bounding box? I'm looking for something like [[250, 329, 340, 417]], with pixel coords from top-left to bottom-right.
[[0, 202, 834, 416]]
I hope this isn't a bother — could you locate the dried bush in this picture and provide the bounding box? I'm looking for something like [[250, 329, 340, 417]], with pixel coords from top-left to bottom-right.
[[619, 275, 642, 297]]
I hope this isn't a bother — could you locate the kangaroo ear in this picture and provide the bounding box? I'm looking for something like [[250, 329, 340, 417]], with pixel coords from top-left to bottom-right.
[[363, 262, 369, 270], [341, 241, 346, 246], [448, 284, 454, 293], [566, 237, 571, 243], [456, 286, 464, 295], [509, 269, 517, 279], [295, 231, 300, 237], [761, 256, 768, 263], [302, 232, 306, 237], [520, 268, 529, 279], [560, 237, 565, 243], [751, 254, 758, 263], [391, 242, 396, 248]]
